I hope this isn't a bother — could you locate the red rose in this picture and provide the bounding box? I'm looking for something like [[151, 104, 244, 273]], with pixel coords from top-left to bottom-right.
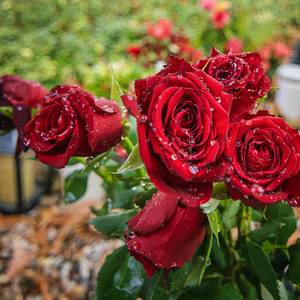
[[226, 112, 300, 207], [24, 85, 122, 168], [211, 10, 231, 29], [147, 19, 173, 40], [0, 75, 48, 155], [0, 75, 47, 108], [195, 48, 271, 120], [126, 44, 142, 58], [122, 57, 232, 206], [126, 191, 207, 276]]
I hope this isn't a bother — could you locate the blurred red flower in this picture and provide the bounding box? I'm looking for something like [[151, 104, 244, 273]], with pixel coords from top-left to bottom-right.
[[147, 19, 173, 40], [199, 0, 216, 11], [126, 44, 142, 58], [211, 10, 231, 29], [273, 41, 291, 59], [225, 38, 243, 53]]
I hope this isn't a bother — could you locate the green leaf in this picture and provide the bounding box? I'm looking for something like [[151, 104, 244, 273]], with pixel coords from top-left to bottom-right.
[[208, 210, 221, 245], [210, 236, 229, 270], [68, 156, 86, 166], [90, 209, 138, 237], [222, 200, 240, 230], [142, 271, 174, 300], [240, 239, 280, 300], [179, 279, 222, 300], [261, 281, 289, 300], [212, 182, 228, 199], [110, 67, 127, 104], [117, 144, 143, 174], [113, 256, 145, 296], [184, 257, 205, 288], [238, 273, 258, 300], [265, 202, 296, 244], [249, 220, 284, 244], [103, 180, 144, 209], [265, 202, 294, 220], [287, 241, 300, 284], [0, 106, 13, 118], [216, 283, 243, 300], [201, 198, 220, 214], [169, 262, 191, 292], [64, 170, 88, 203], [96, 246, 145, 300]]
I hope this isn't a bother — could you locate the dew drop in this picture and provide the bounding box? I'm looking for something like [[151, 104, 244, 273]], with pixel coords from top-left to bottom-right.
[[189, 164, 199, 175], [171, 154, 178, 160]]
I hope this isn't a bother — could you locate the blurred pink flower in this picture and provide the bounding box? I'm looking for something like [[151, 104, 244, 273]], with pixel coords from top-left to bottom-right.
[[126, 44, 142, 58], [211, 10, 231, 29], [273, 41, 291, 59], [259, 45, 272, 61], [225, 38, 243, 53], [199, 0, 216, 11], [147, 19, 173, 40]]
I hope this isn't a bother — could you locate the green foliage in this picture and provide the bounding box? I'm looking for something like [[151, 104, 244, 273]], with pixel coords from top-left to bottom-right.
[[96, 246, 145, 300], [91, 209, 137, 238], [240, 238, 280, 300], [0, 106, 13, 118], [64, 169, 88, 203]]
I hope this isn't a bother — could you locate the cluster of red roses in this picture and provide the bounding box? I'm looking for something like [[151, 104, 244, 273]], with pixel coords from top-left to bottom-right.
[[126, 19, 202, 65], [122, 48, 300, 275], [2, 47, 300, 277]]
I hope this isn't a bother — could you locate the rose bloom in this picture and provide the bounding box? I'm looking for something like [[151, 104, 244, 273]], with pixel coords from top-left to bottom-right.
[[199, 0, 216, 11], [122, 57, 232, 206], [147, 19, 173, 40], [195, 48, 271, 120], [224, 38, 243, 54], [24, 85, 122, 168], [211, 10, 231, 29], [0, 75, 47, 108], [0, 75, 48, 154], [226, 112, 300, 207], [126, 191, 207, 276]]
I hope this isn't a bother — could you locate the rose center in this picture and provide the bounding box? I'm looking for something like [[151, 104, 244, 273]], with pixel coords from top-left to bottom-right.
[[247, 140, 273, 171]]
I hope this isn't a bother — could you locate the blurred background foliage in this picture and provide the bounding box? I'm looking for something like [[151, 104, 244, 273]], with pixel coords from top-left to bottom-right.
[[0, 0, 299, 97]]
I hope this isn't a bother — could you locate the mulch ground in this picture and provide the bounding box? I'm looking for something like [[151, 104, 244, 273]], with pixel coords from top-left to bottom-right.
[[0, 189, 120, 300]]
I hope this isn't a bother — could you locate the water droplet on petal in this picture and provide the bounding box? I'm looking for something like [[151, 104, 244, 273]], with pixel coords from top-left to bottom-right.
[[171, 154, 177, 160], [189, 164, 199, 175]]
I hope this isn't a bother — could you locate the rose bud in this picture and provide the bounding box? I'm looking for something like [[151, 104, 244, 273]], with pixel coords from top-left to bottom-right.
[[226, 112, 300, 207], [122, 56, 232, 206], [126, 191, 207, 277], [24, 85, 122, 168], [194, 48, 271, 120]]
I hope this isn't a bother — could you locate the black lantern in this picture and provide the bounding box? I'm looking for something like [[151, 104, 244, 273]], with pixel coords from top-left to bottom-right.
[[0, 130, 52, 214]]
